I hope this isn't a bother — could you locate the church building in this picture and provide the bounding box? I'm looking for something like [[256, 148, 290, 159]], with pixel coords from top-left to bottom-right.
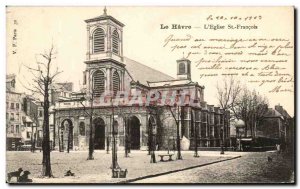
[[53, 8, 230, 151]]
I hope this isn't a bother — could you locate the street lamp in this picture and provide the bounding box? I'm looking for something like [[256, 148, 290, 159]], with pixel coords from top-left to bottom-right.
[[110, 96, 127, 178], [235, 119, 245, 151]]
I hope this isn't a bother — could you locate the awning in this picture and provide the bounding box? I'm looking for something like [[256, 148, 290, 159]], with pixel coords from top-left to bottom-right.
[[241, 138, 252, 141]]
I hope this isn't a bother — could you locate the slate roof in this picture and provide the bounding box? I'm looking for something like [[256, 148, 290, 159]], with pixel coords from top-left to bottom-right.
[[84, 15, 125, 27], [148, 79, 195, 88], [124, 57, 175, 86], [264, 108, 284, 119]]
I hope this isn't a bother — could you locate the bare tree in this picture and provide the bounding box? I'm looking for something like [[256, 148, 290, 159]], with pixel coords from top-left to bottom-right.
[[248, 91, 269, 140], [80, 91, 95, 160], [216, 77, 241, 150], [231, 88, 268, 138], [168, 106, 183, 160], [22, 45, 62, 177]]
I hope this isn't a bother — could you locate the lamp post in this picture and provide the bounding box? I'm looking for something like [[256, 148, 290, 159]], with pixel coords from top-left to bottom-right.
[[235, 119, 245, 151], [111, 97, 120, 177]]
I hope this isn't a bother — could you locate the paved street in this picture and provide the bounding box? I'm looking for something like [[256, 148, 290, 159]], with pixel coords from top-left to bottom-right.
[[134, 151, 294, 183], [6, 150, 240, 183]]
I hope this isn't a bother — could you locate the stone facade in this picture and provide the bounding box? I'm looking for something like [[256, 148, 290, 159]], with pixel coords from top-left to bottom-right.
[[53, 10, 229, 151]]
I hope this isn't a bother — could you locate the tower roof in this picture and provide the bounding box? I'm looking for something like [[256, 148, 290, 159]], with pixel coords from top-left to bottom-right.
[[84, 7, 125, 27]]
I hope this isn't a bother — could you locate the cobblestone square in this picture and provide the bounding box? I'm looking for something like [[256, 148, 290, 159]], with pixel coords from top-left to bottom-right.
[[6, 150, 294, 183]]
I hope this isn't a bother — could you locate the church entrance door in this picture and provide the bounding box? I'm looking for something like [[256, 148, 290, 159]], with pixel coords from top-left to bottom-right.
[[94, 118, 105, 150], [130, 116, 140, 150]]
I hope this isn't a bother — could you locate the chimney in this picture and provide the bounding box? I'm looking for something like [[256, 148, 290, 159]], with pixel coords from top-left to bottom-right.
[[275, 105, 283, 115]]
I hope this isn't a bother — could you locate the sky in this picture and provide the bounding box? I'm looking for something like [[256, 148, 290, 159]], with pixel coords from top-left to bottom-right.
[[6, 6, 294, 116]]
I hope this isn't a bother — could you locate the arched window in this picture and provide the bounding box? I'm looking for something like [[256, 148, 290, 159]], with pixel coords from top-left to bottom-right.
[[93, 28, 105, 53], [112, 30, 119, 54], [179, 63, 185, 74], [93, 70, 105, 97], [112, 71, 120, 96], [79, 122, 85, 136]]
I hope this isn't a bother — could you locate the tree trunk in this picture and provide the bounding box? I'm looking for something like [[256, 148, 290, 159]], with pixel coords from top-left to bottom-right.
[[58, 120, 61, 152], [125, 117, 129, 157], [53, 112, 56, 150], [149, 118, 156, 163], [244, 120, 248, 138], [87, 113, 94, 160], [177, 106, 182, 160], [33, 125, 36, 152], [147, 116, 151, 155], [31, 123, 35, 152], [42, 82, 52, 177]]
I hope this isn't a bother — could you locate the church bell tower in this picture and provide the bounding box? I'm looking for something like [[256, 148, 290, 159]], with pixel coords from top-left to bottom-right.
[[85, 7, 124, 62], [177, 57, 191, 80], [83, 7, 126, 98]]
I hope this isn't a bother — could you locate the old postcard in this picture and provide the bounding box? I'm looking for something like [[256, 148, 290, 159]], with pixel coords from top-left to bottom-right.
[[6, 6, 295, 184]]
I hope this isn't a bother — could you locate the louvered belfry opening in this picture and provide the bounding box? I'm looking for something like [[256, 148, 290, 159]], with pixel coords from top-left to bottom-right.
[[112, 30, 119, 54], [179, 63, 185, 74], [93, 28, 105, 53], [93, 70, 105, 97], [112, 71, 120, 96]]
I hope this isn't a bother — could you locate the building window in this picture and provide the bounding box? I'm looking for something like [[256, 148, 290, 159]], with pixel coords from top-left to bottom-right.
[[79, 122, 85, 136], [6, 113, 8, 120], [16, 113, 19, 121], [179, 63, 185, 74], [11, 80, 15, 88], [27, 132, 30, 138], [39, 110, 43, 117], [10, 103, 14, 109], [16, 125, 20, 134], [10, 113, 14, 121], [112, 30, 119, 54], [93, 70, 105, 97], [112, 71, 120, 96], [16, 103, 19, 109], [93, 28, 105, 53], [11, 125, 14, 133]]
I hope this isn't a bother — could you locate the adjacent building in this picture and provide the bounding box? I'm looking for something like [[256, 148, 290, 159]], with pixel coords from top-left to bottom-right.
[[6, 74, 25, 150], [229, 104, 293, 151]]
